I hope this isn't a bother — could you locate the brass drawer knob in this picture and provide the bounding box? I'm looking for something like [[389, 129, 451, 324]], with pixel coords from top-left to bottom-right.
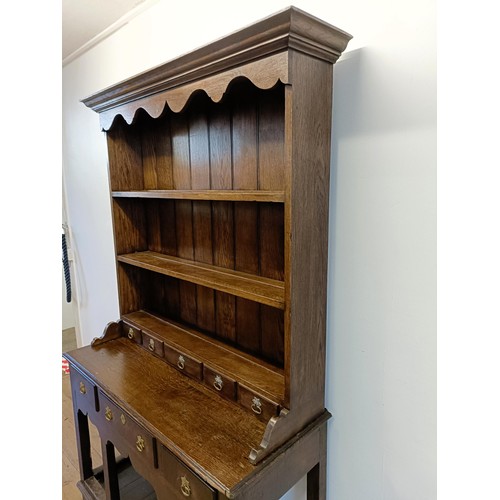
[[214, 375, 223, 391], [136, 435, 145, 452], [180, 476, 191, 497], [79, 381, 86, 394], [148, 338, 155, 351], [127, 327, 134, 340], [177, 355, 185, 370], [251, 397, 263, 415], [105, 406, 113, 421]]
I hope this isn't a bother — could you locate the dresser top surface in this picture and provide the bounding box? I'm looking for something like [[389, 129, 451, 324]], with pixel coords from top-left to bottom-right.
[[65, 338, 267, 494]]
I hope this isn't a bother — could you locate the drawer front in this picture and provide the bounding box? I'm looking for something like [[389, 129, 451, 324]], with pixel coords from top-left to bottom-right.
[[142, 331, 164, 358], [97, 391, 156, 467], [237, 384, 280, 421], [123, 321, 142, 344], [203, 366, 236, 400], [164, 344, 203, 380], [70, 368, 97, 415], [158, 444, 216, 500]]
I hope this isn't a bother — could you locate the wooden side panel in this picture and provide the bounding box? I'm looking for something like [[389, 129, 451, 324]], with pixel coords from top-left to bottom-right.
[[117, 265, 143, 315], [112, 199, 147, 255], [106, 119, 144, 191], [209, 101, 236, 343], [287, 51, 333, 412]]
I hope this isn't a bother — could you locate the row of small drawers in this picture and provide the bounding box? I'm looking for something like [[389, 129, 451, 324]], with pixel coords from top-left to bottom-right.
[[124, 320, 280, 422], [72, 369, 216, 500]]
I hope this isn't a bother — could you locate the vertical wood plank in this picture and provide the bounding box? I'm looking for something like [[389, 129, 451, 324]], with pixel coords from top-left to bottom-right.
[[232, 85, 261, 354], [258, 85, 286, 365], [159, 200, 180, 318], [141, 115, 174, 190], [107, 119, 144, 191], [189, 103, 215, 332], [171, 113, 197, 325], [258, 85, 285, 191], [210, 102, 236, 342]]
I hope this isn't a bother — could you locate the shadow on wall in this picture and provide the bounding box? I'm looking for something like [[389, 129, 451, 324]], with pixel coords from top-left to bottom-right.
[[331, 47, 434, 141]]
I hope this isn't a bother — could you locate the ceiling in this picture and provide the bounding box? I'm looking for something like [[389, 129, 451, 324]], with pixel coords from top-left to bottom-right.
[[62, 0, 150, 63]]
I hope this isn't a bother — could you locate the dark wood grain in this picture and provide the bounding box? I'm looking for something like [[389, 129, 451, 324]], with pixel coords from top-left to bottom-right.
[[123, 310, 284, 402], [65, 339, 267, 493], [170, 112, 197, 326], [141, 115, 174, 190], [112, 190, 285, 201], [209, 101, 236, 344], [189, 103, 216, 334], [76, 7, 352, 498], [232, 87, 261, 357], [106, 118, 144, 191], [117, 251, 284, 309]]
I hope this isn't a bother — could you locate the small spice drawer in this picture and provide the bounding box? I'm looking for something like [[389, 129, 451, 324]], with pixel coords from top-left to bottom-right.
[[70, 367, 98, 415], [203, 366, 236, 400], [237, 384, 280, 422], [97, 391, 156, 468], [123, 321, 142, 344], [158, 444, 217, 500], [142, 330, 164, 357], [164, 344, 203, 380]]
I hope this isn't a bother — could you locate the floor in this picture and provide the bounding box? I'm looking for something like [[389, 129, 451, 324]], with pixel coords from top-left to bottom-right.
[[63, 327, 78, 352], [63, 326, 101, 499]]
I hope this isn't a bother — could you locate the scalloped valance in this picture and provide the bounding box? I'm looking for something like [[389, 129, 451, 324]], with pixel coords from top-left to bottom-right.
[[81, 6, 351, 131]]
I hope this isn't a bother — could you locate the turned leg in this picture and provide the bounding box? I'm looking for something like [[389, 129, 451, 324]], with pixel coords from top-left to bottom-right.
[[74, 409, 93, 480], [101, 440, 121, 499], [307, 424, 327, 500]]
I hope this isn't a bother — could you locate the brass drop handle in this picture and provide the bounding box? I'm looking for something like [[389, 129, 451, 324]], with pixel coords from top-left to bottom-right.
[[213, 375, 223, 392], [180, 476, 191, 497], [177, 355, 185, 370], [105, 406, 113, 421], [149, 338, 155, 351], [136, 435, 145, 452], [79, 381, 86, 394], [127, 327, 134, 340], [251, 397, 263, 415]]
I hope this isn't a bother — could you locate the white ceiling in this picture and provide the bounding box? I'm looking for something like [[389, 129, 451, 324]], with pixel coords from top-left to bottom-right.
[[62, 0, 150, 62]]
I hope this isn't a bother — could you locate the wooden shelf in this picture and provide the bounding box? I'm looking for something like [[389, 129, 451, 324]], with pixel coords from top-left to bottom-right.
[[112, 190, 285, 202], [124, 310, 285, 403], [117, 251, 285, 310]]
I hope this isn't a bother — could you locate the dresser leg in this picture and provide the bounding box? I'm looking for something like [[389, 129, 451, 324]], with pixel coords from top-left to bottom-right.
[[307, 425, 327, 500], [101, 440, 121, 499], [75, 410, 93, 480]]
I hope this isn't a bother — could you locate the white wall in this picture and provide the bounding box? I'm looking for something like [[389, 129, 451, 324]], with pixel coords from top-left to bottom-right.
[[62, 1, 436, 499]]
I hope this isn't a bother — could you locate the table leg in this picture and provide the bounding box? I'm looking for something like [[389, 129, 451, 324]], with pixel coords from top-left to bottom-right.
[[307, 424, 327, 500], [75, 409, 93, 481], [101, 440, 121, 499]]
